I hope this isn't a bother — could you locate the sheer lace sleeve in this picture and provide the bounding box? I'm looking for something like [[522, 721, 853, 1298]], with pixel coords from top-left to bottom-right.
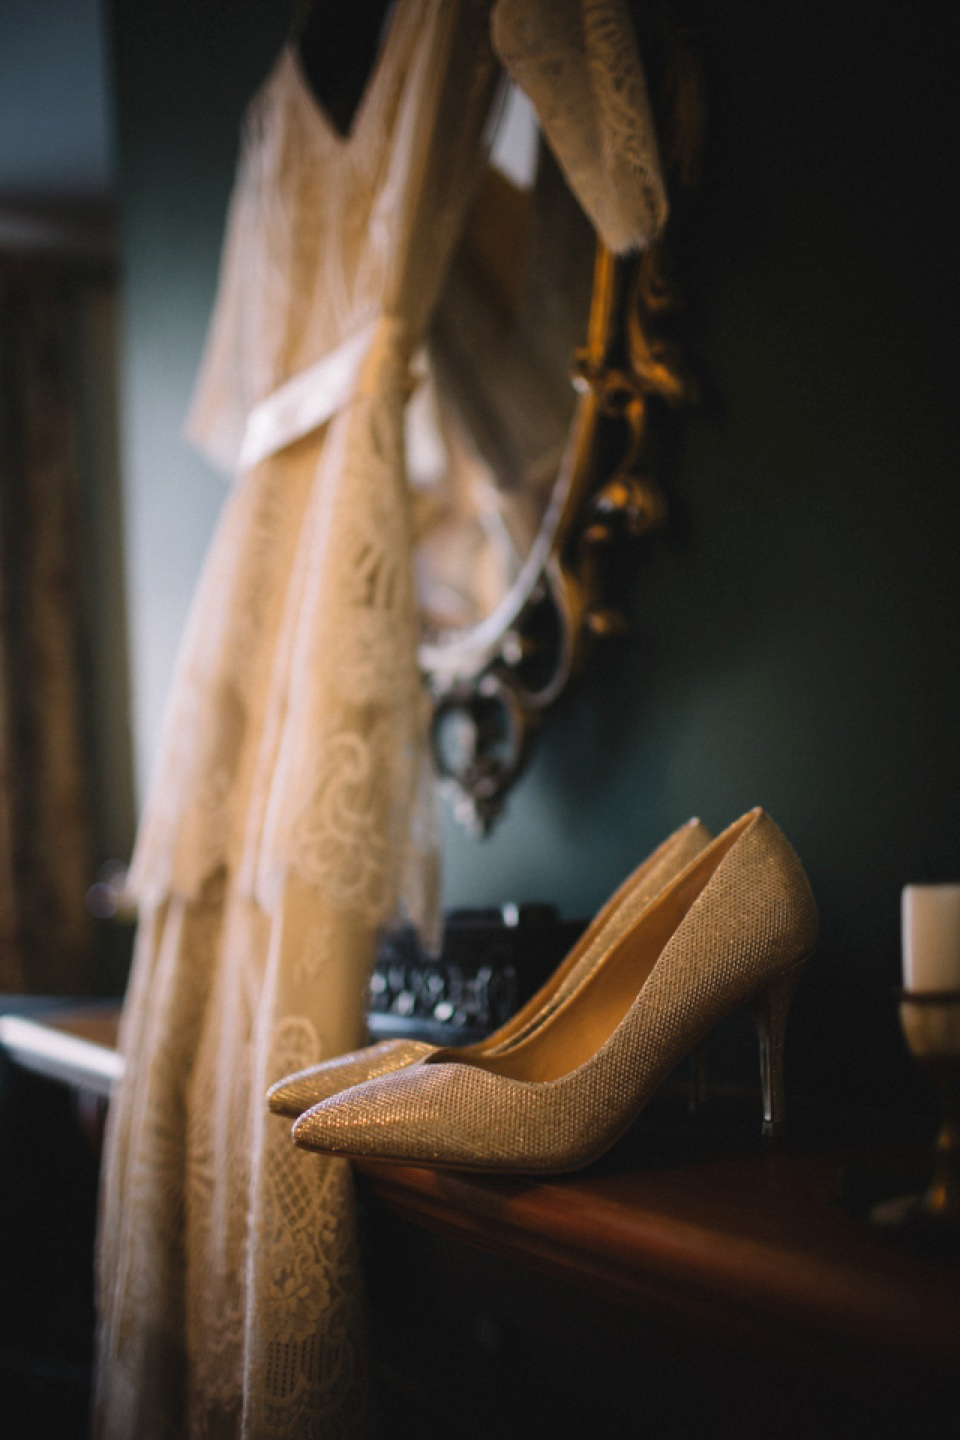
[[492, 0, 667, 252]]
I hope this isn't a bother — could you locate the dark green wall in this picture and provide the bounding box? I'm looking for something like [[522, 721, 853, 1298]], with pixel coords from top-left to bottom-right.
[[444, 3, 960, 1107], [109, 0, 295, 795], [112, 2, 960, 1108]]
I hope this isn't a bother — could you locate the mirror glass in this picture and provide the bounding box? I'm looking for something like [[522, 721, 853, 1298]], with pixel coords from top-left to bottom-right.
[[409, 84, 595, 649]]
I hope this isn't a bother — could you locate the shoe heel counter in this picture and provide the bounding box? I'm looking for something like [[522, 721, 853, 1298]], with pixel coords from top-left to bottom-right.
[[749, 809, 820, 963]]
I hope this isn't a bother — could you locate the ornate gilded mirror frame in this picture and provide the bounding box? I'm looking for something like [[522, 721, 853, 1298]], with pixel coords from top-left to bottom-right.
[[419, 236, 692, 832], [416, 10, 702, 833]]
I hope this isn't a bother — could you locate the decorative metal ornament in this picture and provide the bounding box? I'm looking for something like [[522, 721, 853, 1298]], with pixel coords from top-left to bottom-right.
[[420, 238, 693, 832]]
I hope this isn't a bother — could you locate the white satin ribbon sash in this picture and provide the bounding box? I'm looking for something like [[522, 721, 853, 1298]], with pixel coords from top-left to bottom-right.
[[239, 316, 385, 471]]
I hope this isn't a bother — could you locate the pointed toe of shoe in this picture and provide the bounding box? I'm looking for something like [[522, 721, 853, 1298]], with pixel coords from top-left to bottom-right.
[[291, 1062, 442, 1161], [267, 1038, 435, 1117], [289, 1060, 606, 1174], [291, 1061, 511, 1168]]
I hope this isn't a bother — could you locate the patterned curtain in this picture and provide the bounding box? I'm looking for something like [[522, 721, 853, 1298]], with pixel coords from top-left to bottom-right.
[[0, 256, 95, 993]]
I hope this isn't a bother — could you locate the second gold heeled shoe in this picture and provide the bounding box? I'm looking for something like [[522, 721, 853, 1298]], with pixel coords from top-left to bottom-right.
[[267, 817, 711, 1117], [291, 809, 818, 1174]]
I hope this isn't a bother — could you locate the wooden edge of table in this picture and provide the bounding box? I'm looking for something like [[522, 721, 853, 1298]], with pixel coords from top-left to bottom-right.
[[3, 1003, 958, 1382], [354, 1154, 960, 1377]]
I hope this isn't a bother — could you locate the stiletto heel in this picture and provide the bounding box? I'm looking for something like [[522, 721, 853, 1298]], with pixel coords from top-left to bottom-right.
[[293, 810, 820, 1176], [750, 957, 809, 1138]]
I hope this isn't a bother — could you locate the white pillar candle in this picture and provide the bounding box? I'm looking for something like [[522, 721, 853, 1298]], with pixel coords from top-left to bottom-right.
[[902, 885, 960, 992]]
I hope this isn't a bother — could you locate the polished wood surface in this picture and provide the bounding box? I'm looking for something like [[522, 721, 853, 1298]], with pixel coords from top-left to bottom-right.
[[0, 1003, 123, 1096], [357, 1093, 959, 1381], [3, 1005, 957, 1394]]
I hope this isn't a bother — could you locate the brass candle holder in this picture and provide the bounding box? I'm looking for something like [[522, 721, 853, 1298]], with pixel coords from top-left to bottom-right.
[[899, 989, 960, 1223]]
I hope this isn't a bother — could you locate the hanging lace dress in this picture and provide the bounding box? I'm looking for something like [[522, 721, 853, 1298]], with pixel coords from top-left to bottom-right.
[[95, 2, 666, 1437], [96, 6, 501, 1436]]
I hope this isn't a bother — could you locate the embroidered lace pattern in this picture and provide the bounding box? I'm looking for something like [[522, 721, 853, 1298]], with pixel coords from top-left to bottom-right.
[[492, 0, 668, 252], [95, 3, 667, 1436], [96, 5, 499, 1437]]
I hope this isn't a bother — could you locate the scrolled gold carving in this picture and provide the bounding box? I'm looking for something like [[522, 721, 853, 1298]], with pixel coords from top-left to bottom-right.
[[421, 19, 704, 832]]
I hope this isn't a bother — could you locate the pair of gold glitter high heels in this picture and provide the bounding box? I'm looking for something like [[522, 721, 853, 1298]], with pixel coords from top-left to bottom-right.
[[272, 808, 818, 1175]]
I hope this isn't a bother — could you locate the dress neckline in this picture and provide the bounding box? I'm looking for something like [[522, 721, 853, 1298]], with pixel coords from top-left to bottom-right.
[[286, 0, 409, 150]]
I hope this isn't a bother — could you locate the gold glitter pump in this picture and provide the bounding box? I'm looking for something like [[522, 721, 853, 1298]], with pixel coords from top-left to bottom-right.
[[291, 809, 818, 1174], [268, 818, 711, 1118]]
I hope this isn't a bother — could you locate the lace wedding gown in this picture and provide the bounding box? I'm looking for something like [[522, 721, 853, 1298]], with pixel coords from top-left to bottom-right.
[[95, 3, 665, 1437]]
